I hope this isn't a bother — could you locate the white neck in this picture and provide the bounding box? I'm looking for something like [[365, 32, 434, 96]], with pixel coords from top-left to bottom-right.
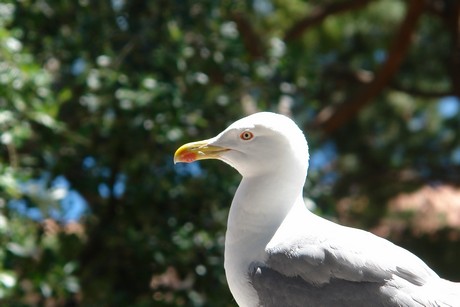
[[224, 167, 306, 306]]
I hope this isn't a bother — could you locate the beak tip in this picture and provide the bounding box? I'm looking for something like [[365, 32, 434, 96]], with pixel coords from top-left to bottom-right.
[[173, 154, 183, 164], [173, 150, 197, 164]]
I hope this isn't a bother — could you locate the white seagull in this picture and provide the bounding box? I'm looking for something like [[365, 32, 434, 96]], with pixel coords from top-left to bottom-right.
[[174, 112, 460, 306]]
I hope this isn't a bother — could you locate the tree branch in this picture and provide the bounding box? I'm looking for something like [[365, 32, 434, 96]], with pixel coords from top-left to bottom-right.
[[324, 65, 454, 98], [447, 1, 460, 97], [313, 0, 425, 134], [284, 0, 373, 42], [390, 82, 454, 98], [231, 12, 265, 59]]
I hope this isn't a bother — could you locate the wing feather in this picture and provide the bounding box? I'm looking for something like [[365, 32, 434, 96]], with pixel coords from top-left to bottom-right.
[[265, 219, 437, 286]]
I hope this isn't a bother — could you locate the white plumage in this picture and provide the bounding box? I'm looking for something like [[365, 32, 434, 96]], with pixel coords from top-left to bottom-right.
[[174, 112, 460, 306]]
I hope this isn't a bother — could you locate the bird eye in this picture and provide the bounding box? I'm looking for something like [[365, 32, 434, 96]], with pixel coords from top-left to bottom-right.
[[240, 131, 254, 141]]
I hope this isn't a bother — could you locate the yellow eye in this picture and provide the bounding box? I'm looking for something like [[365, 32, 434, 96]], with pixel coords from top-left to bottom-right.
[[240, 131, 254, 141]]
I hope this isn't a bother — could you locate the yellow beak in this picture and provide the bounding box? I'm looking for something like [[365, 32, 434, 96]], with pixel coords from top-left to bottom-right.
[[174, 139, 230, 164]]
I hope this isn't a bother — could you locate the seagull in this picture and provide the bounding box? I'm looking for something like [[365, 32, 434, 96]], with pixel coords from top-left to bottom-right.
[[174, 112, 460, 306]]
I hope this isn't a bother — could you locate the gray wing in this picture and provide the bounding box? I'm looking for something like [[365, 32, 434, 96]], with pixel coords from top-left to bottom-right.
[[249, 265, 418, 307], [249, 221, 457, 307], [264, 222, 437, 285]]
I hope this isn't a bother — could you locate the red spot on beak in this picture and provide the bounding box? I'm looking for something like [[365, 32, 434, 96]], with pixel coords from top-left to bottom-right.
[[181, 151, 197, 163]]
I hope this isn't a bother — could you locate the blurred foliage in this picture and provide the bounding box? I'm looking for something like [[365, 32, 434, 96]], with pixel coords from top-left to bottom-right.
[[0, 0, 459, 306]]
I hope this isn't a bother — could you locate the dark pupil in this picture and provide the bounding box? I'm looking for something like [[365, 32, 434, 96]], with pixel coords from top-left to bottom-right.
[[244, 133, 249, 139]]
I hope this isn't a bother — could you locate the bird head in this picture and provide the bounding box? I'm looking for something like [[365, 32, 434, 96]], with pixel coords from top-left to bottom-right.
[[174, 112, 309, 178]]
